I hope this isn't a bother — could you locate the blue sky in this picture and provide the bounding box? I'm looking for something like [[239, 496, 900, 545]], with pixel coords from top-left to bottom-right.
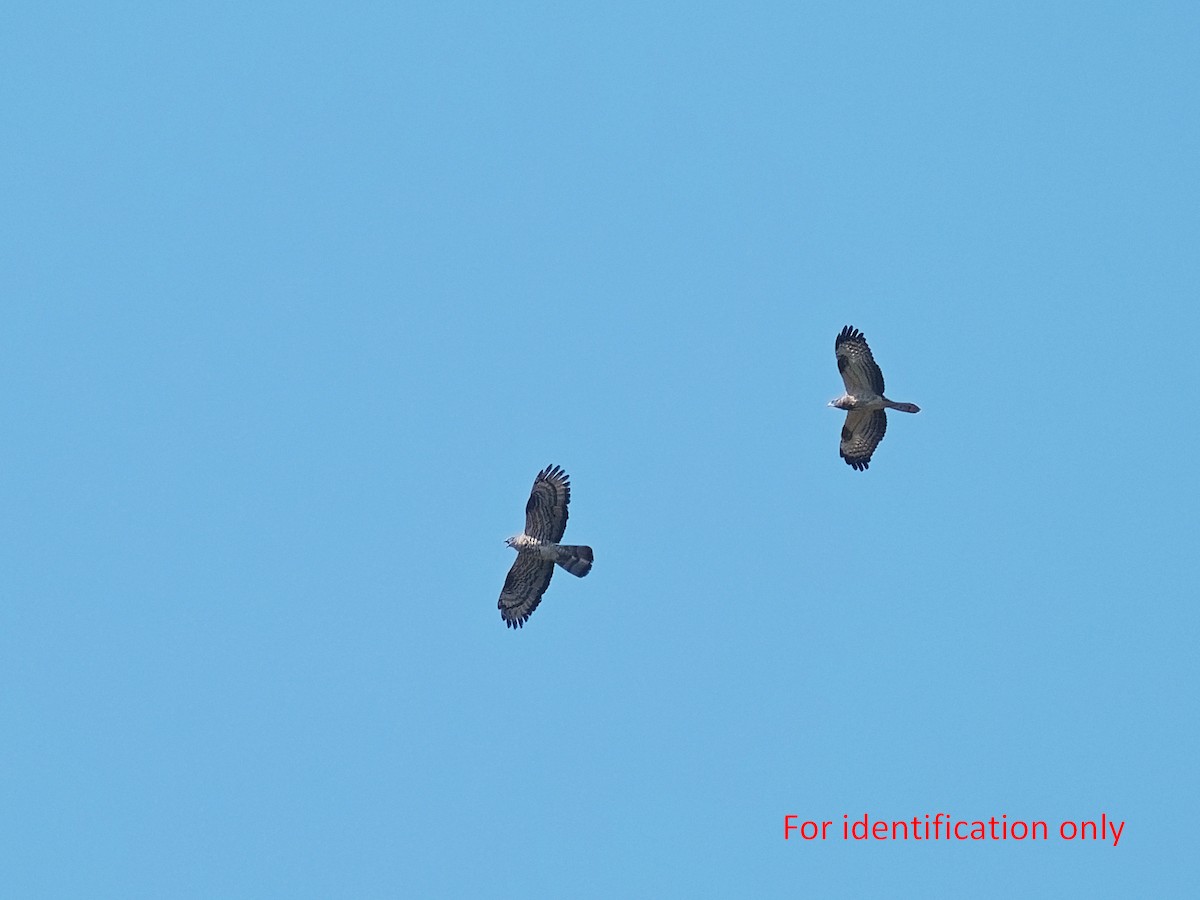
[[2, 2, 1197, 896]]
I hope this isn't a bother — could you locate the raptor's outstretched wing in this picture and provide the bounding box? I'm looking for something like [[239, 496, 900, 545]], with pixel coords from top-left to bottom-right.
[[498, 554, 555, 629], [835, 326, 885, 395], [524, 464, 570, 543], [840, 408, 887, 471]]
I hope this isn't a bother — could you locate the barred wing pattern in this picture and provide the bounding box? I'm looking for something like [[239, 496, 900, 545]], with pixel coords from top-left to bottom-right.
[[499, 465, 592, 629], [498, 554, 555, 628], [840, 408, 887, 471], [524, 465, 570, 543], [835, 326, 885, 395]]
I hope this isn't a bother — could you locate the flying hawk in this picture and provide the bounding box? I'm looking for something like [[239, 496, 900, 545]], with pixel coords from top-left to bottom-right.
[[498, 465, 594, 628], [830, 326, 920, 470]]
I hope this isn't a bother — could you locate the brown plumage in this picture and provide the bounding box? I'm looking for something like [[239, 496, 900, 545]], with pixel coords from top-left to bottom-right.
[[498, 465, 594, 628], [830, 326, 920, 471]]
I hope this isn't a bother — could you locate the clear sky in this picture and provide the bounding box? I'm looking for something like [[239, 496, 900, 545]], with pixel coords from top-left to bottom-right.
[[2, 2, 1197, 897]]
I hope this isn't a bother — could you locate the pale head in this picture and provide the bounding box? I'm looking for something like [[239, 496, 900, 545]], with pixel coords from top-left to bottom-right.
[[829, 395, 854, 410]]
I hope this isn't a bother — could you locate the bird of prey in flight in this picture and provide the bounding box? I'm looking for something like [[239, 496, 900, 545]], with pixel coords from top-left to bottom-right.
[[829, 326, 920, 470], [498, 465, 594, 628]]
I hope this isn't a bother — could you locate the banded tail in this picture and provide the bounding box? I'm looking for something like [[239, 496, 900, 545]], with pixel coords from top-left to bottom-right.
[[555, 545, 594, 577], [885, 400, 921, 414]]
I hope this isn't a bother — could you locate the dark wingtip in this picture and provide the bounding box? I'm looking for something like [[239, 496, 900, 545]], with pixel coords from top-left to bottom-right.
[[841, 454, 870, 471], [537, 464, 569, 484], [836, 325, 864, 347]]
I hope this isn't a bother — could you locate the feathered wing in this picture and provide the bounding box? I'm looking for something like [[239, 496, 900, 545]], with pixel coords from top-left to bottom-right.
[[835, 326, 885, 395], [524, 465, 570, 543], [498, 554, 555, 629], [840, 408, 887, 471]]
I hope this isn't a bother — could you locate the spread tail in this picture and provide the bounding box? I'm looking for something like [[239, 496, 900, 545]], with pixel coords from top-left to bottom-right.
[[885, 400, 920, 413], [555, 545, 593, 577]]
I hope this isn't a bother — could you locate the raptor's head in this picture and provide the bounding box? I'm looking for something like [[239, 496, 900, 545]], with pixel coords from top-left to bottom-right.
[[828, 395, 853, 410]]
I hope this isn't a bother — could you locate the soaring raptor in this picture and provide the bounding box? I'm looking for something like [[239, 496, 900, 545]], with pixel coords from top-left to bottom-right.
[[498, 465, 594, 628], [830, 326, 920, 470]]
